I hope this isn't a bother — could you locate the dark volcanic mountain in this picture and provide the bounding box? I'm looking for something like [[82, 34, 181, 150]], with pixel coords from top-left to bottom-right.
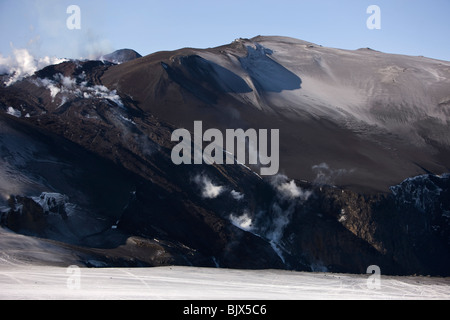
[[102, 36, 450, 193], [0, 37, 449, 276], [99, 49, 142, 64]]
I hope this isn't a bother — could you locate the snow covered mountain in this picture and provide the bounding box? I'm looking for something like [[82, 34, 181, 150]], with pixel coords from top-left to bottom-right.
[[0, 36, 449, 276]]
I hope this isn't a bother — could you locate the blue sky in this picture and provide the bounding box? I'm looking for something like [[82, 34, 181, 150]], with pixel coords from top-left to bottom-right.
[[1, 0, 449, 61]]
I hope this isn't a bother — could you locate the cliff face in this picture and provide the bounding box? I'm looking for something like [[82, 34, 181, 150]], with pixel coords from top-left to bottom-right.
[[281, 175, 450, 275], [1, 37, 449, 275]]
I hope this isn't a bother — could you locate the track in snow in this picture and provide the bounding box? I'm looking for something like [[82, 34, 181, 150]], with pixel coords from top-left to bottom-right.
[[0, 265, 449, 300]]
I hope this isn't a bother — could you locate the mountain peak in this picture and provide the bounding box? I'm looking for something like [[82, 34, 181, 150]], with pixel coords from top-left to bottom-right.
[[99, 49, 142, 64]]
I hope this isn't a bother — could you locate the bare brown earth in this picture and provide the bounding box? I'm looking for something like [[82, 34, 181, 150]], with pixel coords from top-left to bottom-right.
[[102, 36, 450, 193]]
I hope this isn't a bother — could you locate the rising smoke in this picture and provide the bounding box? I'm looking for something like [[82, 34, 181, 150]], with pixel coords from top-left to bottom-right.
[[0, 48, 66, 86], [270, 174, 312, 201], [193, 174, 224, 199], [312, 162, 354, 186], [227, 174, 313, 264], [32, 73, 124, 108]]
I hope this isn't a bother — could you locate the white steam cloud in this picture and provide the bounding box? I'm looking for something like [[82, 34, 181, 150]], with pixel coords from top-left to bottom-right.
[[227, 174, 313, 264], [265, 202, 295, 263], [81, 30, 114, 60], [229, 211, 253, 232], [0, 47, 66, 86], [193, 174, 224, 199], [267, 175, 313, 262], [312, 163, 354, 186], [230, 190, 244, 201], [33, 73, 124, 108], [270, 174, 312, 201]]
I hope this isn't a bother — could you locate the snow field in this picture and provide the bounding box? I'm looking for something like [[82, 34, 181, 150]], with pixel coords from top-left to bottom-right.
[[0, 265, 448, 300]]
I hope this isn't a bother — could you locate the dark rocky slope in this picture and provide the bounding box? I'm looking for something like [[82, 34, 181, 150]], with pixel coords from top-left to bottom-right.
[[0, 38, 449, 275]]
